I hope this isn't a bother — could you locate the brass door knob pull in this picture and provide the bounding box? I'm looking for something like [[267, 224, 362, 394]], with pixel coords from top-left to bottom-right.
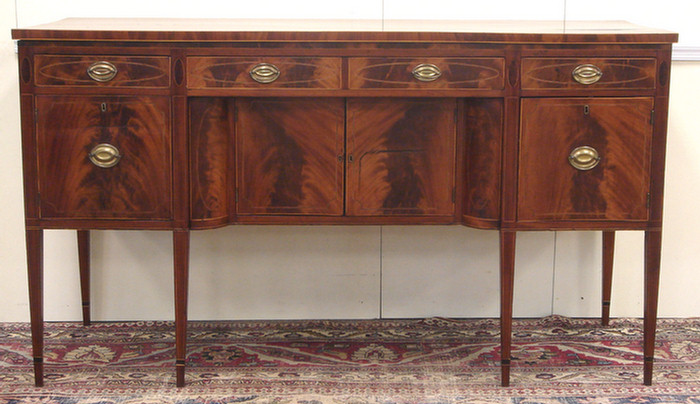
[[249, 63, 280, 83], [87, 61, 118, 82], [572, 64, 603, 85], [88, 143, 121, 168], [412, 63, 442, 82], [568, 145, 600, 170]]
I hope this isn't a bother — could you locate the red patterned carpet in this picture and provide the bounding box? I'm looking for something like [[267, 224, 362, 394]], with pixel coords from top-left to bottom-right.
[[1, 316, 699, 403]]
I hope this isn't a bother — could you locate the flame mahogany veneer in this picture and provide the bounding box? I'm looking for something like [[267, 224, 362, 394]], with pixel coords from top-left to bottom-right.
[[12, 19, 677, 388]]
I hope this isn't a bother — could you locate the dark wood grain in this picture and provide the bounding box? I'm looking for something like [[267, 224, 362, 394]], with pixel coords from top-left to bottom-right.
[[20, 94, 39, 220], [174, 59, 184, 86], [36, 96, 172, 219], [11, 19, 679, 43], [348, 58, 504, 90], [173, 230, 189, 388], [522, 58, 656, 90], [463, 98, 502, 227], [34, 55, 170, 87], [77, 230, 90, 326], [500, 50, 520, 228], [21, 56, 31, 84], [236, 98, 344, 215], [499, 230, 516, 387], [14, 20, 677, 388], [346, 98, 456, 216], [189, 97, 234, 224], [643, 229, 662, 385], [601, 231, 615, 326], [518, 98, 653, 222], [172, 60, 189, 229], [188, 57, 341, 89], [25, 228, 44, 387], [641, 56, 671, 386], [648, 47, 673, 228]]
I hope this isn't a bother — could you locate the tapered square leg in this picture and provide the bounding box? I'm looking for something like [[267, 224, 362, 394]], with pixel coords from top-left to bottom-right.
[[173, 230, 190, 387], [77, 230, 91, 326], [499, 230, 516, 387], [602, 231, 615, 326], [26, 228, 44, 387], [643, 230, 662, 386]]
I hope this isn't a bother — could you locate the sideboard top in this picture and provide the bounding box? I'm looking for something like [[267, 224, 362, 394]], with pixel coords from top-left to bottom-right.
[[12, 18, 678, 44]]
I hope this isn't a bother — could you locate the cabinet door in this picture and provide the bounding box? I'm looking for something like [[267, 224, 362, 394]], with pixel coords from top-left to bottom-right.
[[518, 97, 653, 222], [347, 99, 456, 216], [236, 98, 344, 215], [189, 97, 234, 225], [36, 96, 172, 219]]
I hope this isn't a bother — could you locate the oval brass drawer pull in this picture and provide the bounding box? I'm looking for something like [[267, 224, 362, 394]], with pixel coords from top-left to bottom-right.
[[412, 63, 442, 82], [88, 143, 121, 168], [249, 63, 280, 83], [572, 64, 603, 85], [87, 61, 118, 82], [568, 145, 600, 170]]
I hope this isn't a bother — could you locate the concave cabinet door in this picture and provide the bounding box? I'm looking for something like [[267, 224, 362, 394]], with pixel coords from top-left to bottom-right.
[[36, 96, 172, 219], [236, 98, 344, 215], [346, 98, 456, 216], [518, 97, 653, 222]]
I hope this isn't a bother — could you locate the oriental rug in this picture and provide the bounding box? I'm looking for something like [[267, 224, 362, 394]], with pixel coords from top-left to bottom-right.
[[0, 316, 699, 403]]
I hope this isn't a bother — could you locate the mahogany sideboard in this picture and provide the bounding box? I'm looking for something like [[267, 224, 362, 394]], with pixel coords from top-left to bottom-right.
[[12, 19, 677, 388]]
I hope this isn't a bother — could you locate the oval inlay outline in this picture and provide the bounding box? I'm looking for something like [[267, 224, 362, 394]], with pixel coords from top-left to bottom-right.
[[21, 57, 32, 84], [174, 59, 185, 86], [356, 61, 503, 86], [192, 59, 340, 87], [525, 61, 655, 87], [37, 59, 169, 85]]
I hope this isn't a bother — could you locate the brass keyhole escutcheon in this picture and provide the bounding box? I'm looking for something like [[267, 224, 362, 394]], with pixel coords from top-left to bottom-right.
[[88, 143, 121, 168], [568, 146, 600, 170]]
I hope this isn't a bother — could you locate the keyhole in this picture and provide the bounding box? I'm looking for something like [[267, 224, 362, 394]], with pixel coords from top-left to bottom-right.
[[101, 102, 107, 112], [583, 104, 590, 115]]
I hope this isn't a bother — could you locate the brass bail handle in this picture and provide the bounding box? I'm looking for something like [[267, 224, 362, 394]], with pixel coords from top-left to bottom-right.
[[87, 61, 118, 82], [250, 63, 281, 83], [572, 64, 603, 85], [412, 63, 442, 82], [568, 145, 600, 171], [89, 143, 121, 168]]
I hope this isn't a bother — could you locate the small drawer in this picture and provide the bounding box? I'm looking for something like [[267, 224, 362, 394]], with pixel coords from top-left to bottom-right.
[[348, 58, 505, 90], [187, 57, 341, 89], [34, 55, 170, 87], [521, 58, 656, 90]]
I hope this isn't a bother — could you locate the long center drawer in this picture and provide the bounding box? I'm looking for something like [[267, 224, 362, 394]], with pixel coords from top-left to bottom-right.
[[186, 56, 505, 91]]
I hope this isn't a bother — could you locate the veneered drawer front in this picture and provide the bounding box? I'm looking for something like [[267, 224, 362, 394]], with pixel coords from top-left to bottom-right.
[[187, 57, 341, 89], [348, 58, 505, 90], [36, 96, 172, 219], [521, 58, 656, 90], [518, 97, 653, 222], [34, 55, 170, 87]]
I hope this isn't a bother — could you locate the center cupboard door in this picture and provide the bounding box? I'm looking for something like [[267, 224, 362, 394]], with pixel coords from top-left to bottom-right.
[[236, 98, 345, 215], [346, 98, 456, 217]]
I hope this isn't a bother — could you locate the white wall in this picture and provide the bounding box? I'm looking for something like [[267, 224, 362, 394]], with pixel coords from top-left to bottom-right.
[[1, 0, 699, 322]]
